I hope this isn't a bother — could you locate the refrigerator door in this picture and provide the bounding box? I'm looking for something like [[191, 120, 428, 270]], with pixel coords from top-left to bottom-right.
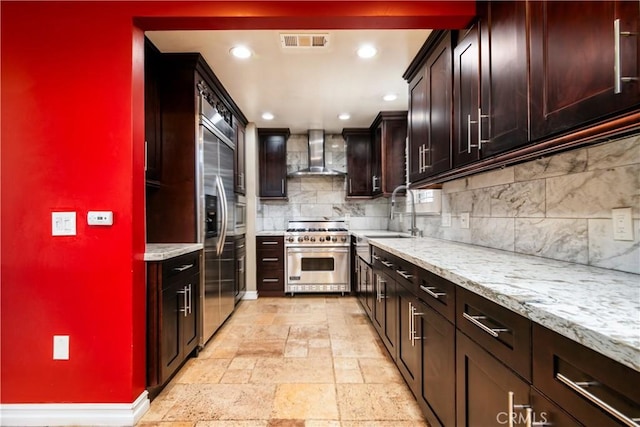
[[218, 139, 236, 324]]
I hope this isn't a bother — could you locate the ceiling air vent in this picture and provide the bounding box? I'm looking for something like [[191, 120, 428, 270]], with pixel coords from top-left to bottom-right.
[[280, 33, 329, 49]]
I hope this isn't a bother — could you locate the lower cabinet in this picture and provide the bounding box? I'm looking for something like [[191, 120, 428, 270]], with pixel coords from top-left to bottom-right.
[[256, 235, 285, 296], [147, 251, 201, 398], [358, 245, 639, 427]]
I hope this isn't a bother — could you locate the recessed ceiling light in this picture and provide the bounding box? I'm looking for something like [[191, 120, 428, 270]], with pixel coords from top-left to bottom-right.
[[230, 46, 252, 59], [383, 93, 398, 102], [357, 45, 377, 59], [262, 112, 274, 120], [338, 113, 351, 120]]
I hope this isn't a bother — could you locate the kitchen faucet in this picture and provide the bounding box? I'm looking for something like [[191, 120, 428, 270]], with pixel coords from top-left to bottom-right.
[[390, 184, 420, 236]]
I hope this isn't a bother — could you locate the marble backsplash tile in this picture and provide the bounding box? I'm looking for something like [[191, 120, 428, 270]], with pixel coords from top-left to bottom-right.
[[515, 218, 589, 264]]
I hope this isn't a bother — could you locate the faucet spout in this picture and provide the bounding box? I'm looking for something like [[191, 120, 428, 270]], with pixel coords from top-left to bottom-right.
[[390, 184, 419, 236]]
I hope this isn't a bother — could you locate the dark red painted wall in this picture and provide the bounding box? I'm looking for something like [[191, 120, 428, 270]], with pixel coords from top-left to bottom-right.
[[0, 1, 474, 404]]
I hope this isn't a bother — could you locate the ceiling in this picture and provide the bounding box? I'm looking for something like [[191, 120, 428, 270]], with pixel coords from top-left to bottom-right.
[[146, 29, 431, 134]]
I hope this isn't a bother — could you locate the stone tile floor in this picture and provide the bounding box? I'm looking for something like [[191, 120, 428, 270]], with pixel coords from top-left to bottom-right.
[[137, 296, 429, 427]]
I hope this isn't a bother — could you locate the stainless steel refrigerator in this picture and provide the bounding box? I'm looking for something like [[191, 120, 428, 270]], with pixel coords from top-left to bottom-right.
[[197, 94, 236, 347]]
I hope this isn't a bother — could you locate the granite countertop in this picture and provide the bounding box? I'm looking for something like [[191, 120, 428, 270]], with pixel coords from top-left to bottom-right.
[[256, 230, 285, 236], [144, 243, 203, 261], [351, 229, 413, 238], [368, 236, 640, 372]]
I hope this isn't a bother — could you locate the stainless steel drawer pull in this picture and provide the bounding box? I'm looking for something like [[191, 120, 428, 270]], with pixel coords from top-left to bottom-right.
[[556, 373, 640, 427], [262, 257, 279, 262], [372, 254, 381, 261], [396, 269, 413, 280], [420, 285, 446, 299], [173, 263, 194, 272], [463, 312, 509, 338], [508, 391, 531, 427], [262, 278, 279, 283], [380, 260, 393, 268], [261, 241, 279, 245]]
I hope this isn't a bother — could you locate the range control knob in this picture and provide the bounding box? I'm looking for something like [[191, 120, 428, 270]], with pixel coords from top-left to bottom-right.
[[319, 237, 325, 242], [286, 236, 294, 242], [310, 236, 316, 242], [298, 236, 304, 242], [326, 235, 331, 241], [340, 236, 347, 242], [332, 237, 337, 242], [304, 235, 309, 241]]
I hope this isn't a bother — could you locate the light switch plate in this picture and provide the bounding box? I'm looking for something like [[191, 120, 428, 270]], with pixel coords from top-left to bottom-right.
[[612, 207, 633, 241], [87, 211, 113, 226], [460, 212, 470, 229], [52, 212, 76, 236]]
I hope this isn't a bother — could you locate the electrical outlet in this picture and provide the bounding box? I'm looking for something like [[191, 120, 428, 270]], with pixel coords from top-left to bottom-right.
[[460, 212, 470, 229], [612, 208, 633, 241], [53, 335, 69, 360], [442, 212, 452, 227]]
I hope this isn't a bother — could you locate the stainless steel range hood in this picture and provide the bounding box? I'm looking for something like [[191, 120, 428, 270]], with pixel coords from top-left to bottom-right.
[[288, 129, 346, 177]]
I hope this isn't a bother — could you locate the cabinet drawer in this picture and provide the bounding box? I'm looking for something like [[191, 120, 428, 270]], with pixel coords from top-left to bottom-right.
[[533, 324, 640, 427], [257, 270, 284, 291], [163, 252, 200, 285], [257, 236, 284, 249], [415, 267, 456, 323], [457, 287, 531, 381], [372, 247, 415, 287], [257, 250, 284, 270]]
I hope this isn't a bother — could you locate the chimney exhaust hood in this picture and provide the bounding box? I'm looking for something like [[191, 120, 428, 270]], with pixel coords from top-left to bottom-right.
[[288, 129, 346, 177]]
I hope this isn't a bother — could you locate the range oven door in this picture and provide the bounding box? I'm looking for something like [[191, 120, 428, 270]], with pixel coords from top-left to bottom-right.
[[286, 246, 350, 293]]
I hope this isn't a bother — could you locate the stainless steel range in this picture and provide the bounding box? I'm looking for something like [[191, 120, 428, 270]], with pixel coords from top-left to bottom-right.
[[285, 220, 350, 295]]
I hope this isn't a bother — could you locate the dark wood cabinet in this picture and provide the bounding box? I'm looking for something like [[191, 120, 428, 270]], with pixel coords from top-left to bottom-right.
[[456, 330, 531, 427], [256, 235, 285, 296], [405, 31, 453, 183], [397, 286, 421, 395], [234, 117, 246, 195], [478, 0, 529, 157], [258, 129, 289, 199], [533, 324, 640, 426], [343, 128, 374, 197], [144, 38, 163, 186], [529, 1, 640, 141], [147, 251, 200, 398], [234, 235, 246, 304], [372, 111, 407, 196]]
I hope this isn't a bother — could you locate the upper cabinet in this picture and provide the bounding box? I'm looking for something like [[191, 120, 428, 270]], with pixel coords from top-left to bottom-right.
[[233, 117, 246, 195], [406, 0, 639, 187], [144, 38, 163, 187], [372, 111, 408, 196], [529, 1, 639, 140], [258, 128, 290, 199], [405, 31, 453, 182], [344, 128, 374, 198]]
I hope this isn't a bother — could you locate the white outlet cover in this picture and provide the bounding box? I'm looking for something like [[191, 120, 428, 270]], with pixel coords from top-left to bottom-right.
[[52, 212, 76, 236], [53, 335, 69, 360], [612, 207, 633, 241], [460, 212, 470, 229]]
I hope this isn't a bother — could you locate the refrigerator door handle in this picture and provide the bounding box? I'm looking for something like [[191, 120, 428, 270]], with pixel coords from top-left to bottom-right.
[[215, 175, 228, 256]]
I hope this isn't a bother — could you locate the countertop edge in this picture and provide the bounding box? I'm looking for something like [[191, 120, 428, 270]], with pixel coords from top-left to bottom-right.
[[144, 243, 203, 261]]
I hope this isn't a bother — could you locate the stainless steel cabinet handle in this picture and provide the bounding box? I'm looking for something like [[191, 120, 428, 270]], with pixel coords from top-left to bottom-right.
[[261, 241, 279, 245], [173, 263, 194, 272], [410, 303, 424, 346], [349, 178, 353, 194], [186, 284, 192, 314], [467, 114, 475, 153], [408, 302, 414, 342], [372, 254, 381, 261], [380, 260, 393, 268], [508, 391, 531, 427], [467, 108, 489, 152], [144, 140, 148, 171], [463, 312, 509, 338], [262, 278, 279, 283], [177, 286, 189, 317], [281, 178, 285, 195], [372, 175, 380, 192], [477, 107, 489, 150], [614, 18, 639, 94], [556, 373, 640, 427], [420, 285, 446, 299], [262, 257, 279, 262], [396, 269, 413, 280]]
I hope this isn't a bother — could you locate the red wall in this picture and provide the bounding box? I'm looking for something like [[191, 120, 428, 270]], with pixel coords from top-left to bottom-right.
[[0, 1, 474, 404]]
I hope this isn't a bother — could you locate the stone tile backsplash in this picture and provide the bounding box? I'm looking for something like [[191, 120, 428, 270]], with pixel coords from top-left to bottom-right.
[[259, 132, 639, 274]]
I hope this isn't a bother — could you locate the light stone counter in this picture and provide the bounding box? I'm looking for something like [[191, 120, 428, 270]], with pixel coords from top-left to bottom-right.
[[369, 236, 640, 372], [256, 230, 285, 236], [144, 243, 203, 261]]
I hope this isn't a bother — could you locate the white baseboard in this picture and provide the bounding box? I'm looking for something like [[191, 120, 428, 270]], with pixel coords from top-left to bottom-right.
[[242, 290, 258, 300], [0, 390, 149, 426]]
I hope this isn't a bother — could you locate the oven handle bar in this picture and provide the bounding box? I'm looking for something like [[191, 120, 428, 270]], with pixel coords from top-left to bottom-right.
[[286, 247, 350, 253]]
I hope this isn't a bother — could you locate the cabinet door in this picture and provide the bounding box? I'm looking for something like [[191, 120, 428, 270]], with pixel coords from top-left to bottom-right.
[[258, 130, 289, 198], [530, 1, 640, 140], [181, 277, 199, 356], [380, 114, 408, 196], [160, 283, 182, 382], [344, 129, 373, 197], [234, 120, 246, 194], [144, 38, 163, 185], [372, 272, 385, 333], [363, 262, 374, 320], [408, 33, 453, 182], [453, 23, 481, 168], [381, 276, 397, 359], [478, 0, 529, 157], [371, 126, 382, 196], [397, 289, 420, 395], [456, 331, 531, 427], [418, 299, 455, 427], [530, 388, 582, 427]]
